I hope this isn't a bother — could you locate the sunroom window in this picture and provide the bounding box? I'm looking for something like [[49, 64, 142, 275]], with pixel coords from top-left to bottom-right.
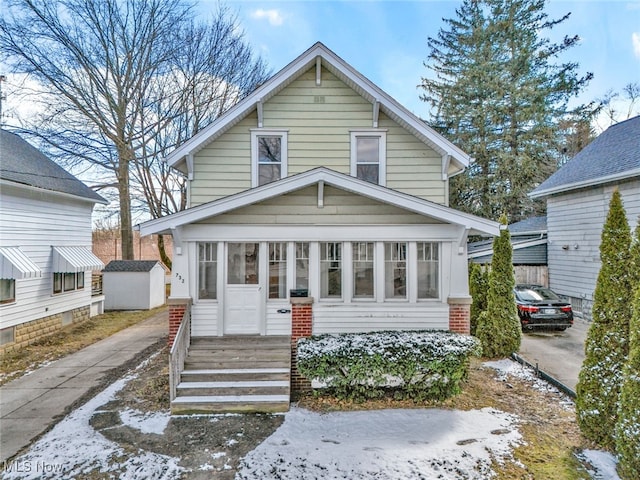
[[295, 242, 309, 290], [385, 242, 407, 299], [198, 242, 217, 300], [352, 242, 374, 299], [418, 242, 439, 299], [320, 242, 342, 299], [269, 242, 287, 299]]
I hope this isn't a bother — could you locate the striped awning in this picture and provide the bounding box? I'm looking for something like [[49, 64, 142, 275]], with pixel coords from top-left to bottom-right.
[[0, 247, 42, 279], [52, 246, 104, 272]]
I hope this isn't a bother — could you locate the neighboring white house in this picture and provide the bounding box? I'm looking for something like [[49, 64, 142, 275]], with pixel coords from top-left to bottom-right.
[[529, 115, 640, 319], [0, 129, 107, 351], [138, 42, 499, 412], [103, 260, 167, 310]]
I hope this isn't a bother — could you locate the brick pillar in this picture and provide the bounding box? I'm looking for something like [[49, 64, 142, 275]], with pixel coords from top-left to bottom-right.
[[447, 296, 472, 335], [168, 298, 191, 347], [291, 296, 313, 393]]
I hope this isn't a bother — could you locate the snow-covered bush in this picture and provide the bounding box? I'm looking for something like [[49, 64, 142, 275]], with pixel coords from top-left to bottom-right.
[[297, 330, 481, 401]]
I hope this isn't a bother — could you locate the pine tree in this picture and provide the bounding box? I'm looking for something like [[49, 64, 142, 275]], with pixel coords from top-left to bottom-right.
[[421, 0, 593, 221], [576, 190, 632, 449], [476, 215, 521, 357], [615, 221, 640, 480], [469, 262, 489, 336]]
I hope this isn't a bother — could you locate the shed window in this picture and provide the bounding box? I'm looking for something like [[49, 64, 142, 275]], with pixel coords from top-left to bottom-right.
[[198, 243, 217, 300], [0, 279, 15, 304]]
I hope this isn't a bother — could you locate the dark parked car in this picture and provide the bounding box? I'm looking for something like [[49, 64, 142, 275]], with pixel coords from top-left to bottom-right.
[[514, 284, 573, 331]]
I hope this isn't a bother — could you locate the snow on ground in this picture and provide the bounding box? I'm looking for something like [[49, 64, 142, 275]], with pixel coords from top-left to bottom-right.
[[120, 408, 171, 435], [576, 450, 621, 480], [236, 407, 522, 480], [3, 375, 183, 480]]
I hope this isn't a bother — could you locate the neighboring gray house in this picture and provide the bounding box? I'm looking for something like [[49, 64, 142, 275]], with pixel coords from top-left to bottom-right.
[[103, 260, 167, 310], [0, 129, 107, 351], [468, 216, 548, 285], [529, 115, 640, 319]]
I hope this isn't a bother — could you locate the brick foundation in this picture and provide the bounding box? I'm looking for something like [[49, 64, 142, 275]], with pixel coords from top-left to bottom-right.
[[448, 297, 472, 335], [1, 306, 90, 353], [168, 298, 191, 348], [290, 297, 313, 393]]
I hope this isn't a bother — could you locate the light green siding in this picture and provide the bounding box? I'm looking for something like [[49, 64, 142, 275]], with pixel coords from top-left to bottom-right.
[[197, 186, 443, 225], [189, 66, 447, 206]]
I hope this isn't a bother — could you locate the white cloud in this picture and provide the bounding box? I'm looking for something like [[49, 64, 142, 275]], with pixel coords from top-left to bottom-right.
[[633, 32, 640, 59], [252, 9, 284, 27]]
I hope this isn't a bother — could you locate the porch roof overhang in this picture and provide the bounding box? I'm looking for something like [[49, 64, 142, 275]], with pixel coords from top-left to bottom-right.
[[164, 42, 470, 179], [52, 246, 104, 273], [138, 168, 500, 237], [0, 247, 42, 279]]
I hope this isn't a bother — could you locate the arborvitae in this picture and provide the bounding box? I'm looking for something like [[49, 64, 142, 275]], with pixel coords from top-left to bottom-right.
[[475, 215, 521, 357], [576, 190, 632, 449], [469, 262, 489, 336]]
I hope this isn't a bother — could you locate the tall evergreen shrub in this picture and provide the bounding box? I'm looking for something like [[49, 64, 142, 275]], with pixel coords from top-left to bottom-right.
[[576, 190, 632, 449], [615, 224, 640, 480], [469, 262, 489, 336], [475, 214, 521, 357]]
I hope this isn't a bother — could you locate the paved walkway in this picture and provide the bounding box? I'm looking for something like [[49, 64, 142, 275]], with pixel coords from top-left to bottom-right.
[[0, 310, 167, 463]]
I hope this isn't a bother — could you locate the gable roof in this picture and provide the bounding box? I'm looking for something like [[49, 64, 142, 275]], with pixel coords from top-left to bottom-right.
[[164, 42, 471, 178], [0, 129, 107, 204], [103, 260, 164, 273], [507, 216, 547, 235], [138, 167, 500, 237], [530, 116, 640, 198]]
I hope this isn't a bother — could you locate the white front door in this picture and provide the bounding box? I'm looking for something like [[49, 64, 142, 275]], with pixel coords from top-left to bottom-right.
[[224, 243, 262, 334]]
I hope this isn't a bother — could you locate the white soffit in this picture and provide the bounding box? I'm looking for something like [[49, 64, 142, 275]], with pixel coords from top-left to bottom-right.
[[0, 247, 42, 279], [52, 246, 104, 272]]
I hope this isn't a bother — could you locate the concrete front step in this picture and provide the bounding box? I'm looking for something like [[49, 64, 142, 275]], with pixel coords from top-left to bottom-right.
[[181, 368, 290, 383], [171, 394, 290, 414], [184, 360, 291, 370], [177, 380, 289, 397], [190, 336, 291, 348]]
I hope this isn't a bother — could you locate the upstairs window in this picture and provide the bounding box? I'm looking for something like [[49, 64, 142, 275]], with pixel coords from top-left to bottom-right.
[[251, 130, 288, 187], [350, 131, 386, 185]]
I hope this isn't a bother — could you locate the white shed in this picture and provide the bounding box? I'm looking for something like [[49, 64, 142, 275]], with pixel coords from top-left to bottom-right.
[[103, 260, 166, 310]]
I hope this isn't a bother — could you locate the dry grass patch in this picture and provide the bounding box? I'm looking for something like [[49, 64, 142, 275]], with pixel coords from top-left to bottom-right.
[[0, 306, 167, 385], [299, 358, 593, 479]]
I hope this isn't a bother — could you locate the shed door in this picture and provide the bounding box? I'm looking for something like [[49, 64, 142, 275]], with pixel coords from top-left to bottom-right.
[[224, 243, 261, 334]]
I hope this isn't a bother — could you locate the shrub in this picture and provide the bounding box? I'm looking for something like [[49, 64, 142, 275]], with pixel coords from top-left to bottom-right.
[[297, 330, 481, 402], [475, 214, 521, 358], [576, 190, 632, 449], [469, 262, 489, 336]]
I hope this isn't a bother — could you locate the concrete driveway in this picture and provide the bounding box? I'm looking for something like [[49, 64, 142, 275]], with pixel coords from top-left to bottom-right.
[[517, 316, 590, 393]]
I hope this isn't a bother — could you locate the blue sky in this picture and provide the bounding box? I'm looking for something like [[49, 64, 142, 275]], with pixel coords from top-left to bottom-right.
[[203, 0, 640, 129]]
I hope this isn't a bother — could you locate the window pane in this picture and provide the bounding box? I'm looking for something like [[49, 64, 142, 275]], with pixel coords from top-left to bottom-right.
[[0, 279, 15, 304], [64, 273, 76, 291], [199, 243, 217, 299], [77, 272, 85, 289], [385, 243, 407, 299], [258, 136, 281, 163], [321, 242, 342, 298], [356, 164, 379, 184], [418, 242, 439, 299], [269, 243, 287, 299], [228, 243, 259, 285], [258, 163, 281, 186], [352, 242, 374, 298], [53, 273, 62, 294], [295, 242, 309, 290], [357, 137, 379, 163]]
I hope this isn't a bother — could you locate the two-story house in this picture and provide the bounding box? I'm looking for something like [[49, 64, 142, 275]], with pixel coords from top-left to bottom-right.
[[0, 129, 106, 351], [139, 42, 499, 413]]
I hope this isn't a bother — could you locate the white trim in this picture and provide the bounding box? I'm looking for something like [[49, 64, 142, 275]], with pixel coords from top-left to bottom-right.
[[164, 42, 471, 175], [350, 130, 387, 186], [250, 129, 289, 188], [139, 168, 500, 237], [529, 168, 640, 199], [372, 100, 380, 128], [0, 179, 107, 205], [315, 56, 322, 86]]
